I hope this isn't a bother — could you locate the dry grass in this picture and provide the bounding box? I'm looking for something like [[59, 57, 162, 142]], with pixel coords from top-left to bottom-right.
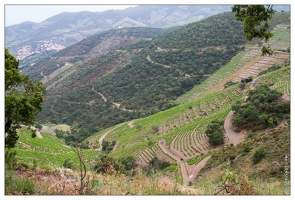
[[9, 168, 199, 195]]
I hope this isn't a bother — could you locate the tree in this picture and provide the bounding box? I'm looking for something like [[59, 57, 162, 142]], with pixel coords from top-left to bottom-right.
[[205, 120, 224, 146], [5, 48, 46, 148], [232, 5, 275, 56]]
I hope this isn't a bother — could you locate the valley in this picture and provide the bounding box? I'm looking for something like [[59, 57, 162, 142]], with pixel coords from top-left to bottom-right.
[[5, 8, 290, 195]]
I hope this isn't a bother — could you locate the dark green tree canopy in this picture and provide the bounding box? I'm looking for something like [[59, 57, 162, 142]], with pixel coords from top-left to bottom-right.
[[232, 5, 275, 55], [231, 84, 289, 129], [5, 48, 46, 148]]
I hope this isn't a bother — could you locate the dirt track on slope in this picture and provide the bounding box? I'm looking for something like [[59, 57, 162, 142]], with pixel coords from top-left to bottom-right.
[[98, 124, 124, 151], [92, 86, 135, 112], [223, 110, 245, 145], [158, 140, 211, 184], [157, 108, 246, 184]]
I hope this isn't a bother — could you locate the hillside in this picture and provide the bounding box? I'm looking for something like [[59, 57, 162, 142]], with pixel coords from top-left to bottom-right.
[[8, 64, 290, 195], [34, 12, 246, 135], [21, 27, 168, 79], [5, 10, 290, 195]]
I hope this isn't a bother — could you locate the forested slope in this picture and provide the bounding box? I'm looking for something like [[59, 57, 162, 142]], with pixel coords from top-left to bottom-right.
[[36, 12, 246, 136]]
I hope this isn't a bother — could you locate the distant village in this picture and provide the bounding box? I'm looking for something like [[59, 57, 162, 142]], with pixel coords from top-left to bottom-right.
[[17, 40, 64, 60]]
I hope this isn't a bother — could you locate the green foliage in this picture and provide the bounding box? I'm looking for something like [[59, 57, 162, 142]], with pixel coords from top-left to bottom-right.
[[205, 120, 224, 146], [187, 153, 211, 165], [63, 158, 75, 169], [94, 154, 136, 175], [151, 125, 159, 133], [243, 146, 251, 154], [232, 84, 288, 129], [37, 12, 245, 137], [238, 82, 246, 90], [224, 81, 236, 88], [148, 157, 170, 170], [253, 147, 265, 164], [5, 48, 46, 148], [221, 170, 238, 185], [153, 12, 245, 49], [232, 5, 275, 55], [258, 63, 282, 76], [5, 149, 17, 170], [5, 175, 36, 195], [93, 155, 119, 174], [35, 123, 42, 130], [102, 140, 116, 154], [118, 156, 136, 171]]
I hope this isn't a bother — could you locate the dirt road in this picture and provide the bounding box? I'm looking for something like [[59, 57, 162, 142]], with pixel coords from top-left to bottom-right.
[[158, 140, 211, 184], [223, 110, 245, 145], [98, 123, 124, 151]]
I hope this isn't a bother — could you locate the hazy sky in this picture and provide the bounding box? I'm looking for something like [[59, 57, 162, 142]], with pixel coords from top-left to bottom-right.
[[5, 5, 138, 26], [4, 0, 292, 26]]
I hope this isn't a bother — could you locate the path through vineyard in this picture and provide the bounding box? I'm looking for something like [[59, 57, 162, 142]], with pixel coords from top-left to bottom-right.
[[98, 123, 124, 151], [158, 109, 245, 184]]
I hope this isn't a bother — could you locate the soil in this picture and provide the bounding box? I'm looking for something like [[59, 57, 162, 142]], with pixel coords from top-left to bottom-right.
[[98, 123, 124, 151], [158, 139, 211, 185], [223, 110, 245, 145], [128, 121, 135, 128]]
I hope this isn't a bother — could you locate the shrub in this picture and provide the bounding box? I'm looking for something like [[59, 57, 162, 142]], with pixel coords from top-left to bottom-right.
[[35, 123, 42, 130], [148, 157, 170, 170], [136, 123, 143, 130], [243, 146, 251, 153], [239, 82, 246, 90], [151, 125, 159, 133], [205, 120, 224, 146], [5, 149, 17, 170], [224, 81, 236, 88], [253, 147, 265, 164], [102, 140, 116, 154], [119, 156, 136, 171], [63, 158, 74, 169], [5, 176, 36, 195]]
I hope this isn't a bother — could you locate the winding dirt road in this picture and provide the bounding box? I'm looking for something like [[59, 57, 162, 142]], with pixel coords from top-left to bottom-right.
[[92, 86, 135, 112], [157, 108, 246, 184], [223, 110, 245, 145], [98, 123, 124, 151]]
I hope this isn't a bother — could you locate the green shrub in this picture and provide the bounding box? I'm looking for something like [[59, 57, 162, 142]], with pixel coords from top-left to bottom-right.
[[63, 158, 74, 169], [119, 156, 136, 171], [148, 157, 170, 170], [205, 120, 224, 146], [5, 176, 36, 195], [5, 149, 17, 170], [239, 82, 246, 90], [35, 123, 42, 130], [253, 147, 265, 164], [151, 125, 159, 133]]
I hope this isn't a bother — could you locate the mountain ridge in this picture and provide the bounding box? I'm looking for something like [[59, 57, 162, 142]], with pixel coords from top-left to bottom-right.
[[5, 5, 233, 61]]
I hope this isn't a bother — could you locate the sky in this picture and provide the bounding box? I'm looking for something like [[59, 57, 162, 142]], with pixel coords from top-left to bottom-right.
[[4, 0, 293, 26], [4, 5, 138, 26]]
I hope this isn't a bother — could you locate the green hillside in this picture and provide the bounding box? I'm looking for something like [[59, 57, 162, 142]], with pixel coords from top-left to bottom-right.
[[9, 64, 290, 194], [36, 12, 246, 135], [6, 10, 290, 195]]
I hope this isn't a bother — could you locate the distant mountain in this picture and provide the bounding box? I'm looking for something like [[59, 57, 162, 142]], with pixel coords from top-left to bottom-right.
[[5, 5, 233, 61]]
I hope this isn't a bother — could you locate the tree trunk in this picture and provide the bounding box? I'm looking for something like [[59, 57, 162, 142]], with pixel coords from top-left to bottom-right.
[[5, 119, 12, 133]]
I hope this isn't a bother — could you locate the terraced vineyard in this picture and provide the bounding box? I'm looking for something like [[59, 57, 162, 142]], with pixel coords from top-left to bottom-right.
[[13, 128, 100, 169], [178, 23, 290, 104], [106, 64, 290, 166], [233, 51, 289, 83], [259, 66, 290, 97], [14, 65, 289, 170], [106, 84, 244, 164]]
